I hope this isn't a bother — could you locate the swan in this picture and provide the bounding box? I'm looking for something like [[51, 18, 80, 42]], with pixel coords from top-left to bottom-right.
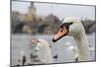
[[18, 50, 26, 65], [52, 17, 90, 61], [64, 42, 79, 62], [31, 38, 53, 64]]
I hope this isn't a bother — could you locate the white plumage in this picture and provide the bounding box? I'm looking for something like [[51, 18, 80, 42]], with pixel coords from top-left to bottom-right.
[[53, 17, 90, 61], [31, 39, 53, 64]]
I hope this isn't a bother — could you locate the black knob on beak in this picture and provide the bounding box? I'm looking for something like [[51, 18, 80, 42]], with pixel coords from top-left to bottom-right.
[[52, 38, 57, 43]]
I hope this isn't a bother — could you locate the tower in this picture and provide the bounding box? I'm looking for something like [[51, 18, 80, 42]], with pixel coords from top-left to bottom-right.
[[28, 2, 37, 22]]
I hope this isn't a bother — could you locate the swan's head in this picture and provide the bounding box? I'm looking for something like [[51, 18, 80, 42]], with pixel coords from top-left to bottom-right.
[[52, 17, 80, 42], [31, 38, 51, 49], [31, 39, 49, 45], [31, 38, 40, 44]]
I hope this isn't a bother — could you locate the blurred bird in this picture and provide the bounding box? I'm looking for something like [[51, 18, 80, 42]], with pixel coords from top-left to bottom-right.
[[18, 50, 26, 65], [64, 42, 79, 62], [31, 38, 53, 64]]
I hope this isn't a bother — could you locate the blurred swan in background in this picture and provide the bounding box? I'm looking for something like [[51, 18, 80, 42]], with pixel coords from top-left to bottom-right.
[[52, 17, 90, 62], [30, 38, 53, 64], [18, 50, 26, 65], [64, 42, 79, 62]]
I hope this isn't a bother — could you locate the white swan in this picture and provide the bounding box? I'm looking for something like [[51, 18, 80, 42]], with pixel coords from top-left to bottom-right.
[[18, 50, 26, 65], [52, 17, 90, 61], [31, 38, 53, 64], [64, 42, 79, 62]]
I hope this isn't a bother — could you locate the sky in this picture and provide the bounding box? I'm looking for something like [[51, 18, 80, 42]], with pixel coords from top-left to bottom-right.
[[12, 1, 95, 20]]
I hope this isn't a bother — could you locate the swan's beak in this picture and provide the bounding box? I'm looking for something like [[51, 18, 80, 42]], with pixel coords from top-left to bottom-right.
[[52, 26, 69, 42], [31, 39, 39, 45]]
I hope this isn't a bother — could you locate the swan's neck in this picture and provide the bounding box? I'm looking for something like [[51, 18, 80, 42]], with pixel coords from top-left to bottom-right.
[[73, 30, 90, 61], [36, 42, 53, 63]]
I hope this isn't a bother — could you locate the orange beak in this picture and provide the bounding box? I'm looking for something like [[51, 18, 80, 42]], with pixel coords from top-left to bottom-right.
[[52, 26, 69, 42], [31, 39, 39, 45]]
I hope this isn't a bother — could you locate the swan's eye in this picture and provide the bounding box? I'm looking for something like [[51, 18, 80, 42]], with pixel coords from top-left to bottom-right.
[[60, 25, 63, 28]]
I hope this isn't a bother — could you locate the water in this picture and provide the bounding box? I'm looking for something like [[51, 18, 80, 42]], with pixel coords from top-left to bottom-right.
[[11, 33, 96, 66]]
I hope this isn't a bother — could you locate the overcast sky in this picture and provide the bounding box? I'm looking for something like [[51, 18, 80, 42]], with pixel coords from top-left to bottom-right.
[[12, 1, 95, 20]]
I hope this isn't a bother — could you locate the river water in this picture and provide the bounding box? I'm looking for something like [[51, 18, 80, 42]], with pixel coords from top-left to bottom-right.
[[11, 33, 96, 66]]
